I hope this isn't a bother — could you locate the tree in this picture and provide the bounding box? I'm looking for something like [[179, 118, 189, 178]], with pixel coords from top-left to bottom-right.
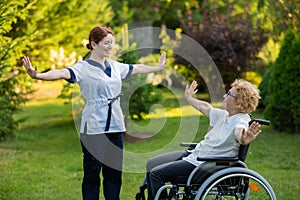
[[289, 36, 300, 133], [0, 0, 33, 140], [175, 0, 268, 89], [257, 0, 300, 36], [17, 0, 113, 70], [264, 29, 300, 133], [110, 0, 270, 89], [109, 0, 299, 90], [0, 0, 114, 139]]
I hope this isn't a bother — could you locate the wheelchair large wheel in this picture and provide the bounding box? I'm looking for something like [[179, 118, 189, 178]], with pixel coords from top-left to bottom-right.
[[195, 167, 276, 200]]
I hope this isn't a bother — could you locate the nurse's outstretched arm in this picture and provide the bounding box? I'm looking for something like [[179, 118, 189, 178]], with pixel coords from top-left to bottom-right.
[[22, 56, 71, 81], [132, 52, 167, 74]]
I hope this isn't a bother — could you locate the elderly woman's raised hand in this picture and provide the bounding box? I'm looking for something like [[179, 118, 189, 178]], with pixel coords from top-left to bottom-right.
[[241, 122, 262, 145], [185, 80, 198, 100]]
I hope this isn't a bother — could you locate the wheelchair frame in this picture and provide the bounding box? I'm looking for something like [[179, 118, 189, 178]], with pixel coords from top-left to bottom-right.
[[135, 119, 277, 200]]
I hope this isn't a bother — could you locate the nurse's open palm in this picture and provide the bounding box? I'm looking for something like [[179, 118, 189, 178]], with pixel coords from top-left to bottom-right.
[[22, 56, 38, 79], [158, 52, 168, 70]]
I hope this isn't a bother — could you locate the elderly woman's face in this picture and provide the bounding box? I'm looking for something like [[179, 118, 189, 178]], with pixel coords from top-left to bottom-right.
[[222, 87, 238, 115]]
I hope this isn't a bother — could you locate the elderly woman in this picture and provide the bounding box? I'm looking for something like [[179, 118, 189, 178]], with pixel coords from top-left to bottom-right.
[[146, 79, 262, 200]]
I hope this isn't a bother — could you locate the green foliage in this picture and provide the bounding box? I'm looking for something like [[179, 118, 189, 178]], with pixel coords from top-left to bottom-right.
[[110, 0, 299, 90], [257, 0, 299, 36], [125, 78, 162, 120], [257, 36, 283, 66], [289, 34, 300, 133], [118, 42, 162, 121], [20, 0, 114, 69], [117, 44, 139, 65], [0, 97, 16, 139], [258, 35, 283, 109], [258, 67, 272, 108], [111, 0, 299, 39], [0, 0, 114, 140], [177, 1, 268, 89], [0, 0, 34, 140], [264, 29, 300, 133], [245, 71, 262, 88], [108, 1, 134, 28]]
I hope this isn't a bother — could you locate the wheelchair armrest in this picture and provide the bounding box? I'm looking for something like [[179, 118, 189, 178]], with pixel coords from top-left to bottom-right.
[[180, 142, 197, 148], [197, 156, 239, 162]]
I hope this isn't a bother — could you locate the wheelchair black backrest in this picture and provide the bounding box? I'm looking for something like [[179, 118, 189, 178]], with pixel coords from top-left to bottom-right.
[[238, 119, 270, 162]]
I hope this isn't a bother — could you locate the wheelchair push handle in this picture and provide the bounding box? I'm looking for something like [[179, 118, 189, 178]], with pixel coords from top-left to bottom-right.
[[180, 142, 197, 148], [249, 119, 270, 126]]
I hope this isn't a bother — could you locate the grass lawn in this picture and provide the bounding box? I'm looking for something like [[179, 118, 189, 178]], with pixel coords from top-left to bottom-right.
[[0, 81, 300, 200]]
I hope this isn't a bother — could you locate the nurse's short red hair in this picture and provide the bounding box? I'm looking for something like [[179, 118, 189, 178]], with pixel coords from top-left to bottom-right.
[[86, 26, 114, 50]]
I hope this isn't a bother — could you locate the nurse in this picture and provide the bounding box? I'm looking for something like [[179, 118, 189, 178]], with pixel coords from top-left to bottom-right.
[[22, 26, 167, 200]]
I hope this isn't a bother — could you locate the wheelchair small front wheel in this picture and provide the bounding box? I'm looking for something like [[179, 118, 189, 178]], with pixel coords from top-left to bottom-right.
[[195, 167, 276, 200]]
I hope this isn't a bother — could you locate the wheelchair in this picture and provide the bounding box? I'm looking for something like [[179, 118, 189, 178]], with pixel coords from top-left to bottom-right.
[[135, 119, 277, 200]]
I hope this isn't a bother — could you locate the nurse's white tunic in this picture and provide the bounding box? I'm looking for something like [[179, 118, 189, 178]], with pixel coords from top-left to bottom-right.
[[67, 59, 133, 134]]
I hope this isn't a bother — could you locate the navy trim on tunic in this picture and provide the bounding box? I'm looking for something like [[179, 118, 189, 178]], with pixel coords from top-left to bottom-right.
[[105, 93, 124, 131], [66, 68, 76, 83], [86, 59, 112, 77], [124, 64, 134, 80]]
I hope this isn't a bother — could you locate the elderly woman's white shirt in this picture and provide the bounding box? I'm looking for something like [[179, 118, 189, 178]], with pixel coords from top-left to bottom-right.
[[183, 108, 250, 166]]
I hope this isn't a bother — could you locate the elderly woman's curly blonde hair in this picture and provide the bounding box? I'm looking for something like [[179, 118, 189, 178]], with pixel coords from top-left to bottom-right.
[[231, 79, 261, 113]]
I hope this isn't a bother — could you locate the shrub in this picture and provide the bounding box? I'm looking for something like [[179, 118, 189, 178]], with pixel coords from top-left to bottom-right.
[[122, 75, 162, 120], [118, 46, 163, 120], [0, 97, 17, 140], [258, 67, 272, 108], [264, 29, 300, 133]]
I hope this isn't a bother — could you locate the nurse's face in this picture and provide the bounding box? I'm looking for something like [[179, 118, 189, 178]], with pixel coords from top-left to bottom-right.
[[94, 34, 114, 57]]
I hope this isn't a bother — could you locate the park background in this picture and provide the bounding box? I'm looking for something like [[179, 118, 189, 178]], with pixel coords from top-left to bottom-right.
[[1, 0, 300, 199]]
